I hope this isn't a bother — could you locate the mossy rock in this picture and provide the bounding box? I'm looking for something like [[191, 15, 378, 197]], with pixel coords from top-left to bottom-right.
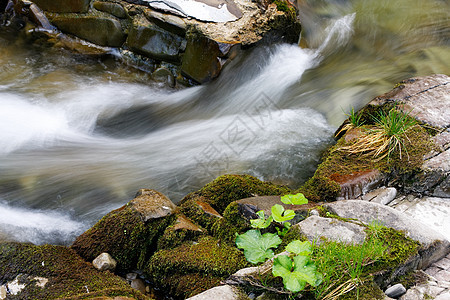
[[156, 214, 206, 250], [180, 174, 292, 214], [145, 236, 248, 298], [0, 242, 149, 299], [210, 201, 251, 244], [71, 190, 177, 273]]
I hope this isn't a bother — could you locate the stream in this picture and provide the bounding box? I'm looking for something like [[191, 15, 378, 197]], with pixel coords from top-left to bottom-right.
[[0, 0, 448, 245]]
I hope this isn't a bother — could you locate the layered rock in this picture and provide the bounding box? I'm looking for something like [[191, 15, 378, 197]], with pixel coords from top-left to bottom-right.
[[2, 0, 301, 85]]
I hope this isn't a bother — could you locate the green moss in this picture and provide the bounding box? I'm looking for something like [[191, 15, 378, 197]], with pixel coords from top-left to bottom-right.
[[71, 204, 176, 273], [296, 175, 340, 202], [211, 201, 251, 244], [146, 236, 248, 298], [157, 222, 205, 250], [0, 243, 149, 300], [180, 174, 291, 214], [338, 278, 385, 300], [179, 197, 221, 232]]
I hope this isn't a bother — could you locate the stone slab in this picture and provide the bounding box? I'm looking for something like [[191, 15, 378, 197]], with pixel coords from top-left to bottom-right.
[[325, 200, 450, 269], [186, 285, 248, 299], [293, 215, 367, 245]]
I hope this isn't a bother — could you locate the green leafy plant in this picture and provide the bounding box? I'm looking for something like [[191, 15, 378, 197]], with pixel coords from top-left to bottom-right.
[[280, 193, 309, 205], [273, 241, 322, 293], [250, 210, 273, 229], [235, 229, 282, 264], [271, 204, 296, 222]]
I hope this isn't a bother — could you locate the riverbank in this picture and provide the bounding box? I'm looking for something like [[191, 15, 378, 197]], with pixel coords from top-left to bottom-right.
[[1, 74, 448, 299]]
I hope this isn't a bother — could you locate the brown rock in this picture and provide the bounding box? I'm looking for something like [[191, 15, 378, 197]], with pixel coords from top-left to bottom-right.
[[131, 189, 178, 221], [173, 214, 203, 232], [329, 169, 386, 200], [93, 1, 128, 19], [194, 200, 222, 218]]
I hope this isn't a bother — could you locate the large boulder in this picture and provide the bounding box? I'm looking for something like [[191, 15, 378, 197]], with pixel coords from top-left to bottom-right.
[[0, 242, 148, 299], [145, 236, 247, 298], [50, 15, 127, 47], [71, 189, 177, 273]]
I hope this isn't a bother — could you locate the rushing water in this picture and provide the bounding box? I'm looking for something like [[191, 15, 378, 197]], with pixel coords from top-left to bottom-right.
[[0, 0, 448, 245]]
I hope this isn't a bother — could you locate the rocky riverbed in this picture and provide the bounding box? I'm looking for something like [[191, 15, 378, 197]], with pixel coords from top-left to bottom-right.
[[0, 74, 448, 300]]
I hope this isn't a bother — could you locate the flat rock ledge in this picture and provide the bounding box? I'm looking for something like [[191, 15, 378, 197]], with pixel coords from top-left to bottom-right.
[[1, 0, 301, 85]]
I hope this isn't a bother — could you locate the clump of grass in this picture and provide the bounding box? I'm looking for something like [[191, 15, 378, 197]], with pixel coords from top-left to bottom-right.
[[338, 108, 417, 161], [310, 233, 387, 300], [335, 107, 364, 137]]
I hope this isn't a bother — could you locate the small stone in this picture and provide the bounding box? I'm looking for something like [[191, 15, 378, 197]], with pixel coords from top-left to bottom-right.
[[385, 283, 407, 298], [0, 285, 6, 300], [362, 187, 397, 205], [92, 253, 117, 271], [130, 278, 146, 294], [309, 209, 320, 216]]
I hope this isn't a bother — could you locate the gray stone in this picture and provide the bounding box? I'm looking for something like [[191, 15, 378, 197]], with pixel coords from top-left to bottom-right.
[[362, 187, 397, 205], [433, 176, 450, 198], [434, 258, 450, 270], [435, 270, 450, 282], [28, 4, 56, 30], [186, 285, 249, 300], [436, 293, 450, 300], [369, 74, 450, 130], [424, 149, 450, 173], [126, 272, 138, 281], [426, 266, 442, 276], [325, 200, 450, 269], [126, 17, 185, 63], [131, 188, 178, 221], [293, 215, 366, 245], [92, 252, 117, 271], [385, 283, 407, 298], [51, 16, 127, 47]]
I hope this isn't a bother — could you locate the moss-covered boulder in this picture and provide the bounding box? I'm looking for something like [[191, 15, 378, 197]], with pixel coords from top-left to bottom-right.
[[180, 174, 291, 214], [156, 214, 205, 250], [50, 15, 127, 47], [145, 236, 248, 298], [0, 242, 149, 299], [71, 189, 177, 273]]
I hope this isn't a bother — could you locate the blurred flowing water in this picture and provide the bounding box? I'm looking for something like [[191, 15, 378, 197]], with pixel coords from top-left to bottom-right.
[[0, 0, 448, 245]]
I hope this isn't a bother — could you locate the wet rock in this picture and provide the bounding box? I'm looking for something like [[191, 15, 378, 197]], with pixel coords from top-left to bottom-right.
[[144, 9, 187, 36], [31, 0, 91, 13], [92, 252, 117, 271], [385, 283, 407, 298], [0, 243, 146, 299], [28, 4, 56, 30], [181, 33, 237, 84], [152, 67, 175, 87], [93, 1, 128, 19], [293, 215, 367, 245], [329, 169, 386, 200], [361, 187, 397, 205], [71, 189, 177, 273], [126, 16, 185, 63], [325, 200, 450, 269], [50, 15, 127, 47], [186, 285, 249, 300]]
